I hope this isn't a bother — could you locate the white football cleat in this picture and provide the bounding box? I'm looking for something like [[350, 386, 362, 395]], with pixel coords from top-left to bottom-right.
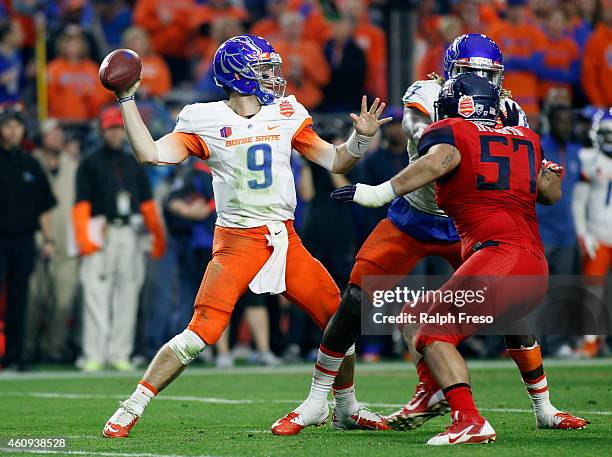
[[271, 406, 329, 435], [332, 405, 390, 431], [102, 401, 140, 438], [536, 411, 589, 429], [427, 411, 496, 445]]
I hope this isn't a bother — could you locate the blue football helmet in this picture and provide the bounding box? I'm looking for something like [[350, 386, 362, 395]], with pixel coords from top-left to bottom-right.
[[444, 34, 504, 87], [213, 35, 286, 105], [590, 108, 612, 156], [435, 73, 500, 127]]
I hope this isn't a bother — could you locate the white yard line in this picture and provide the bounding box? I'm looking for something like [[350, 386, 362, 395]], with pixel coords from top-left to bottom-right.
[[0, 358, 610, 382], [0, 450, 221, 457], [2, 391, 611, 416]]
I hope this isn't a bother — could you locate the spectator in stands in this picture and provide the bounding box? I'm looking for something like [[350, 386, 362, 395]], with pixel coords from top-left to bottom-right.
[[568, 0, 601, 49], [191, 0, 248, 58], [337, 0, 388, 100], [416, 15, 463, 81], [539, 10, 580, 102], [451, 0, 499, 34], [536, 105, 582, 274], [273, 12, 330, 110], [47, 29, 103, 124], [47, 4, 102, 63], [29, 119, 79, 363], [581, 0, 612, 107], [528, 0, 555, 25], [411, 0, 442, 84], [487, 0, 547, 126], [0, 19, 23, 104], [320, 16, 366, 112], [122, 26, 171, 99], [134, 0, 198, 85], [251, 0, 330, 47], [73, 107, 165, 371], [92, 0, 133, 50], [0, 106, 56, 372]]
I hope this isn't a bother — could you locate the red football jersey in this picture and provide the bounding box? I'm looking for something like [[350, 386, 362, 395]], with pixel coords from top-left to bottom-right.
[[417, 118, 544, 260]]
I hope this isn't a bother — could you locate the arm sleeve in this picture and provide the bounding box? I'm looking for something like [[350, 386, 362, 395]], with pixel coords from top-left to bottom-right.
[[157, 132, 209, 163], [417, 120, 457, 157]]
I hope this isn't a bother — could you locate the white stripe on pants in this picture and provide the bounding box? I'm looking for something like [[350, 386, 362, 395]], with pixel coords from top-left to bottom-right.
[[80, 225, 144, 364]]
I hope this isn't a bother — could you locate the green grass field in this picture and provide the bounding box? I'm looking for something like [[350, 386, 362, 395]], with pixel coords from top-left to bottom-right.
[[0, 359, 610, 457]]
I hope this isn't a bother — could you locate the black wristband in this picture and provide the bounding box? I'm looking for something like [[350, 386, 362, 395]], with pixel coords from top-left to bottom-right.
[[117, 94, 135, 104]]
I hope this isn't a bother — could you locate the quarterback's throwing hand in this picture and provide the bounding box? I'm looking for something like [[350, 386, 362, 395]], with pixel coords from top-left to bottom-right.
[[350, 96, 393, 137]]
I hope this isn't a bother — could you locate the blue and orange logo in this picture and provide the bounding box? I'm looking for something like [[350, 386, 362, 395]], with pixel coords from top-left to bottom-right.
[[220, 126, 233, 138]]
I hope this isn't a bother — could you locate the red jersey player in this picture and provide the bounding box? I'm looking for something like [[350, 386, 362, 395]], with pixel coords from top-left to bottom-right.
[[331, 73, 585, 444]]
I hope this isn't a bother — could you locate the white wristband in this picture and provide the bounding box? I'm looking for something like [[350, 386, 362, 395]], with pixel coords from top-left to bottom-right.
[[353, 181, 396, 208], [346, 130, 372, 158]]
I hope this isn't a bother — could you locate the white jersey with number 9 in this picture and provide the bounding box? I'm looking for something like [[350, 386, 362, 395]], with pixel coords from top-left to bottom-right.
[[171, 95, 312, 228]]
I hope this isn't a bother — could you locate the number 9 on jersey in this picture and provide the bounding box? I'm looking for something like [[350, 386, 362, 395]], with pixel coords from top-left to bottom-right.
[[247, 144, 273, 189]]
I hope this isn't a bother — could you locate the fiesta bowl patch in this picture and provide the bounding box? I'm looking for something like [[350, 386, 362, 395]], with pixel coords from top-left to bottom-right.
[[458, 95, 475, 118], [280, 100, 295, 117]]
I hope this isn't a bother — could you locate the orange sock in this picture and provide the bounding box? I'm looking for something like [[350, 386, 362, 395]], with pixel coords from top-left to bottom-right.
[[507, 345, 543, 382]]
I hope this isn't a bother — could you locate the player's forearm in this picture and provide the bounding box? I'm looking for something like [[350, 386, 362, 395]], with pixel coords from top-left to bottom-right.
[[332, 129, 376, 173], [390, 144, 459, 196], [119, 100, 159, 165], [331, 144, 361, 174], [389, 160, 439, 196]]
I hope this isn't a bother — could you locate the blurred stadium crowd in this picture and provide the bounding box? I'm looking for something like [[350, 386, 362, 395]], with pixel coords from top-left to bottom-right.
[[0, 0, 610, 372]]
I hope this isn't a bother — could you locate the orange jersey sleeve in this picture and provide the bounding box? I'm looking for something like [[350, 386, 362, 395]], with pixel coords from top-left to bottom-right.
[[292, 120, 335, 170], [158, 132, 210, 164]]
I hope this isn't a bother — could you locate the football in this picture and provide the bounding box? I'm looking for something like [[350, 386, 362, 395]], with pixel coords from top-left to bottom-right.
[[99, 48, 142, 93]]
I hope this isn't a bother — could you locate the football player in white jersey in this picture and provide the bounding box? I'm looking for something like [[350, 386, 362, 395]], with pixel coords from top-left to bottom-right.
[[275, 33, 587, 436], [573, 108, 612, 357], [102, 35, 392, 438]]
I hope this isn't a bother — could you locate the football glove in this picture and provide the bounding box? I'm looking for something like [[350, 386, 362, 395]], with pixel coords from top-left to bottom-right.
[[499, 101, 520, 127], [542, 159, 565, 180], [331, 182, 396, 208]]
